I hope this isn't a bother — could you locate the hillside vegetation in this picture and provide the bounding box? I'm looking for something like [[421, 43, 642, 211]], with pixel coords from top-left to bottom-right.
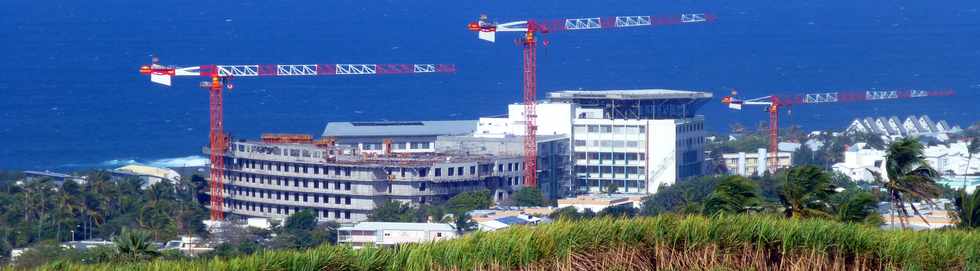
[[35, 214, 980, 271]]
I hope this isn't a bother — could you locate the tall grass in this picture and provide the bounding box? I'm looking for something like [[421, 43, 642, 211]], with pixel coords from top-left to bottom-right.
[[32, 214, 980, 271]]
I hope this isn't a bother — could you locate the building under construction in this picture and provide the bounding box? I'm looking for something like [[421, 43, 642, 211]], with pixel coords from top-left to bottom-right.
[[209, 125, 526, 223]]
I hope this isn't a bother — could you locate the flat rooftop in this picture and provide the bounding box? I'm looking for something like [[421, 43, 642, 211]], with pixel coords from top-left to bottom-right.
[[548, 89, 713, 101], [322, 120, 476, 137], [338, 222, 455, 232]]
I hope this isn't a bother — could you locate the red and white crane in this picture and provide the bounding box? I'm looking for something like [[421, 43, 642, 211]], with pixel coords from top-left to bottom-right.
[[467, 13, 715, 188], [139, 57, 456, 221], [721, 88, 956, 173]]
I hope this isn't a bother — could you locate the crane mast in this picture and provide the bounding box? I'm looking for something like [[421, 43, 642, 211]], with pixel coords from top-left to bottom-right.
[[140, 58, 455, 221], [469, 12, 714, 189], [722, 89, 955, 173]]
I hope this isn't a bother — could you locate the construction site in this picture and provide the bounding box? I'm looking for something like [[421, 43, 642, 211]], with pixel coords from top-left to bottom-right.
[[136, 11, 955, 225]]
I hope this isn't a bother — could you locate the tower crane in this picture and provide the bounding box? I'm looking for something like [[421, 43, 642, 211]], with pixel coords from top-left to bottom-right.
[[468, 12, 715, 188], [721, 88, 955, 173], [139, 57, 456, 221]]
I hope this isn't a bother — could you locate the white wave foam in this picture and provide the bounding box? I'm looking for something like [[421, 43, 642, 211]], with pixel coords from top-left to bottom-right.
[[100, 159, 138, 167], [146, 156, 210, 168]]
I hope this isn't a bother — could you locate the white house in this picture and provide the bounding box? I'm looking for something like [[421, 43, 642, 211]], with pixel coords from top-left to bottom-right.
[[337, 222, 457, 248]]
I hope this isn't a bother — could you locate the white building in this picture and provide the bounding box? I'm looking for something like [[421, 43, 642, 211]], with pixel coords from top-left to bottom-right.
[[832, 143, 887, 182], [923, 141, 980, 176], [337, 222, 457, 248], [845, 115, 957, 140], [476, 89, 712, 194], [556, 194, 646, 213], [833, 141, 979, 182], [722, 149, 793, 177]]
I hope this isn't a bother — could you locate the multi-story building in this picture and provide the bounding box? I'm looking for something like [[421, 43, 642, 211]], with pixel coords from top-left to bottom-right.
[[476, 89, 712, 194], [434, 135, 570, 200], [337, 222, 457, 248], [211, 137, 525, 224], [722, 149, 793, 177]]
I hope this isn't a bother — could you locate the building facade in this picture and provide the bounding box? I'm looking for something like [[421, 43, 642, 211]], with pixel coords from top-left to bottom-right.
[[722, 149, 793, 177], [337, 222, 457, 248], [434, 135, 570, 201], [476, 89, 712, 195], [210, 139, 525, 224]]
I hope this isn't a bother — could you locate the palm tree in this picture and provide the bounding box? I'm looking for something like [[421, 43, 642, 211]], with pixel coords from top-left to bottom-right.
[[870, 138, 942, 228], [702, 176, 760, 215], [964, 137, 979, 188], [953, 190, 979, 229], [113, 228, 160, 261], [779, 166, 836, 219]]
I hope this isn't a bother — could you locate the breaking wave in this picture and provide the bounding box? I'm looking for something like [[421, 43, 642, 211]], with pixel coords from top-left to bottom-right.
[[146, 156, 210, 168]]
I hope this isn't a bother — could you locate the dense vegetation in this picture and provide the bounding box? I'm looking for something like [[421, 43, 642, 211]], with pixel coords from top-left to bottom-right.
[[11, 135, 980, 269], [34, 215, 980, 271], [0, 171, 209, 266]]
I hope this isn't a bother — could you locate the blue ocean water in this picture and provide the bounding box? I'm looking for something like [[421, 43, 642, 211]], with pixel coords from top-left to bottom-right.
[[1, 1, 978, 170]]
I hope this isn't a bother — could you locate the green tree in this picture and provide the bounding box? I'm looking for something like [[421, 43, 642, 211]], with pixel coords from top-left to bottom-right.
[[598, 205, 637, 218], [954, 190, 980, 229], [872, 138, 942, 228], [702, 176, 760, 215], [834, 191, 880, 224], [368, 200, 424, 222], [511, 187, 545, 207], [779, 166, 836, 219], [453, 213, 476, 233], [604, 182, 619, 195], [642, 176, 719, 215], [113, 228, 160, 262], [792, 145, 819, 167], [445, 190, 492, 214], [549, 206, 585, 220]]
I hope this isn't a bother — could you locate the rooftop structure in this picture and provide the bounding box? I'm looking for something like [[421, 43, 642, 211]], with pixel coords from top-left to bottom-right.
[[323, 120, 476, 137], [22, 170, 85, 185], [557, 194, 647, 213], [845, 115, 957, 139], [548, 89, 712, 119], [110, 164, 181, 189], [337, 222, 457, 248], [321, 120, 478, 155]]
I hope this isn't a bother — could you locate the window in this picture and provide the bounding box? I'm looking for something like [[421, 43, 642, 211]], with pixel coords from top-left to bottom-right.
[[345, 197, 351, 205], [587, 125, 599, 133], [334, 210, 341, 218], [435, 168, 442, 177], [437, 232, 443, 237], [457, 167, 464, 176], [303, 179, 308, 188], [345, 182, 351, 190], [302, 150, 311, 157], [344, 168, 351, 176], [344, 211, 350, 219], [334, 182, 341, 190], [574, 140, 587, 146], [313, 181, 319, 188], [600, 125, 612, 133], [290, 149, 300, 157], [418, 168, 428, 177], [470, 166, 476, 175], [314, 195, 320, 203]]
